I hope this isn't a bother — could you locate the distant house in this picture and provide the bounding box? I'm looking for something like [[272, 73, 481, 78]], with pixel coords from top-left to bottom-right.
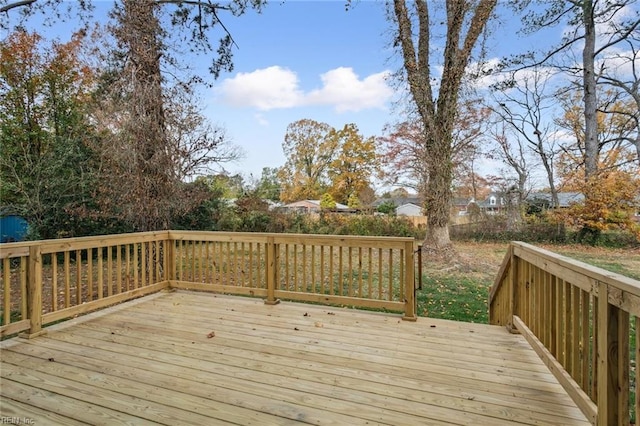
[[451, 197, 475, 216], [396, 203, 422, 216], [371, 196, 422, 210], [281, 200, 349, 214], [476, 192, 507, 215]]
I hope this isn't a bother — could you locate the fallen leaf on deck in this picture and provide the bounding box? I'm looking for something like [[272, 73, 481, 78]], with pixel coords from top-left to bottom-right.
[[207, 331, 215, 338]]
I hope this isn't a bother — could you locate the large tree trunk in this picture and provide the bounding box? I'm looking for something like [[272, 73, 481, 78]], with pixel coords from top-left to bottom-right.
[[424, 135, 453, 248], [582, 0, 598, 178], [393, 0, 496, 253], [113, 0, 174, 231]]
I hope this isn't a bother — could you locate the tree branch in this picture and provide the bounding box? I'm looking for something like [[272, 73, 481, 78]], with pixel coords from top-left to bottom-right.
[[154, 0, 232, 11], [0, 0, 36, 14], [594, 18, 640, 57]]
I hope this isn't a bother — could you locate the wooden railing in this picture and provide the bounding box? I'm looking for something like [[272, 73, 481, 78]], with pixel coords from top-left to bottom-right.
[[0, 232, 170, 338], [489, 241, 640, 425], [0, 231, 417, 339]]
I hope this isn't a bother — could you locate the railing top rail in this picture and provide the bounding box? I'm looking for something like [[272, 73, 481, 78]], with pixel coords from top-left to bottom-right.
[[2, 230, 417, 259], [0, 231, 171, 258], [170, 230, 415, 243], [169, 231, 415, 247], [0, 245, 31, 259], [511, 240, 640, 297]]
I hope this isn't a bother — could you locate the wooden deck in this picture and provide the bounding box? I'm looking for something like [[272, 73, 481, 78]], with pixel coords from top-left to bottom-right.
[[0, 291, 590, 425]]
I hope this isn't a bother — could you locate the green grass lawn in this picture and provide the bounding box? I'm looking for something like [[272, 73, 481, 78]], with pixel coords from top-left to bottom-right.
[[417, 276, 489, 323], [417, 241, 640, 324]]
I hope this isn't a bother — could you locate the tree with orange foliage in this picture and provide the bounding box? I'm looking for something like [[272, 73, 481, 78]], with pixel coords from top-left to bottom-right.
[[555, 148, 640, 244], [0, 30, 101, 239], [328, 124, 378, 205]]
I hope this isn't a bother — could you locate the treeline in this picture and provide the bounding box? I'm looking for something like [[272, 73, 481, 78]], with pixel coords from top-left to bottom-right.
[[0, 28, 239, 239]]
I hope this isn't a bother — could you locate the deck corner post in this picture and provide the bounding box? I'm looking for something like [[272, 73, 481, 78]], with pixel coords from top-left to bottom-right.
[[507, 244, 518, 333], [264, 236, 280, 306], [596, 281, 630, 426], [19, 245, 46, 339], [402, 240, 417, 321]]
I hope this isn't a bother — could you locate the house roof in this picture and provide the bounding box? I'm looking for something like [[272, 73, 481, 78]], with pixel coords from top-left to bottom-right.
[[475, 192, 506, 208], [283, 200, 349, 210], [372, 197, 422, 207], [526, 192, 584, 208], [395, 203, 423, 216]]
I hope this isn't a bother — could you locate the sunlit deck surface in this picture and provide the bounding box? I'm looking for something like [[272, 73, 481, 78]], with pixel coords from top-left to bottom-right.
[[0, 291, 590, 425]]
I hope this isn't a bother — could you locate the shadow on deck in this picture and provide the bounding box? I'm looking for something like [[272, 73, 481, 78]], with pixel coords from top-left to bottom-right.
[[1, 291, 590, 425]]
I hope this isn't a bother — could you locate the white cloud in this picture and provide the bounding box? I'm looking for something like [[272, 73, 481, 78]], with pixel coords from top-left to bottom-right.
[[306, 67, 393, 112], [218, 66, 303, 110], [217, 66, 392, 113]]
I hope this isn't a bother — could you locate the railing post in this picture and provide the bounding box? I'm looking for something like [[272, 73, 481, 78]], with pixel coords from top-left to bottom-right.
[[402, 241, 416, 321], [165, 235, 176, 291], [264, 236, 280, 305], [507, 245, 519, 333], [596, 281, 630, 425], [19, 245, 46, 339]]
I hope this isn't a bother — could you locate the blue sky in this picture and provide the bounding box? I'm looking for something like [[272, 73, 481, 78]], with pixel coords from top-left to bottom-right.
[[206, 1, 397, 181], [9, 0, 631, 190], [204, 1, 544, 183]]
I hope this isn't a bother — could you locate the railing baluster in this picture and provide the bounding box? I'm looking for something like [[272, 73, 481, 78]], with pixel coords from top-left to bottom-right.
[[98, 248, 104, 300], [20, 257, 27, 317], [378, 248, 383, 300], [116, 245, 122, 294], [107, 246, 113, 296], [387, 248, 393, 301], [64, 251, 70, 308], [87, 249, 93, 300], [311, 245, 316, 293], [329, 246, 334, 296], [320, 246, 325, 294], [358, 247, 363, 298], [51, 254, 58, 312], [75, 250, 82, 306], [367, 247, 373, 299], [338, 246, 343, 297], [633, 316, 640, 424], [133, 243, 140, 287], [3, 258, 9, 325], [580, 289, 590, 394], [570, 285, 580, 380], [199, 241, 205, 283]]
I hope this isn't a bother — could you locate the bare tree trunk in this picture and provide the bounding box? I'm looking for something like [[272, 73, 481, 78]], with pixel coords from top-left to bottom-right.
[[425, 134, 453, 248], [392, 0, 496, 251], [113, 0, 174, 231], [582, 0, 598, 178]]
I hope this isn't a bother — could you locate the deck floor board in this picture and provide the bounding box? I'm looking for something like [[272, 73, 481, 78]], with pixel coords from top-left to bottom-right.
[[1, 291, 591, 425]]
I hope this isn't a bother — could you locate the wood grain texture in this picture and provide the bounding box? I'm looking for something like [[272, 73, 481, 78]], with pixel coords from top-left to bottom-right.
[[1, 291, 591, 425]]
